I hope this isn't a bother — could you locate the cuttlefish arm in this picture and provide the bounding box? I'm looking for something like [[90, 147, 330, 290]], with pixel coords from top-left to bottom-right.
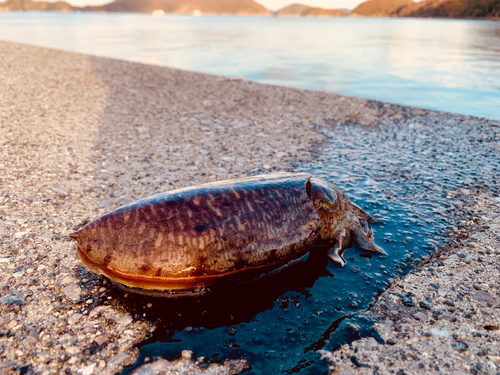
[[327, 229, 349, 266]]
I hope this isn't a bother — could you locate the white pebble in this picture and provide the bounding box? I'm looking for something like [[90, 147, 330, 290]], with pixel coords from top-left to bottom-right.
[[81, 363, 95, 375], [431, 327, 450, 339], [68, 313, 82, 325]]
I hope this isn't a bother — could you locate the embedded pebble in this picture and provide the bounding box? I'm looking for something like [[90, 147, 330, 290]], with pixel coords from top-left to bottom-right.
[[413, 312, 427, 321], [440, 312, 454, 321], [107, 352, 134, 372], [431, 327, 450, 339], [24, 336, 38, 348], [0, 294, 24, 307], [473, 290, 497, 305], [488, 355, 500, 364], [0, 361, 16, 374], [37, 351, 51, 363], [67, 346, 81, 355], [62, 283, 82, 301], [94, 335, 109, 346], [89, 306, 113, 318], [68, 313, 82, 325], [115, 314, 133, 325], [59, 333, 73, 343], [81, 363, 96, 375]]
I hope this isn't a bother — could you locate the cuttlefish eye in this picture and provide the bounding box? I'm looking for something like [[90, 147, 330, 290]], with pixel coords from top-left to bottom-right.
[[308, 178, 339, 210]]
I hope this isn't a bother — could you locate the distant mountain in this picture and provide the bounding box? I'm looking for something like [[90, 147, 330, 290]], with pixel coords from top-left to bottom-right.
[[1, 0, 497, 18], [396, 0, 464, 16], [0, 0, 74, 11], [396, 0, 500, 17], [276, 3, 348, 17], [351, 0, 415, 16], [462, 0, 500, 16], [83, 0, 271, 15]]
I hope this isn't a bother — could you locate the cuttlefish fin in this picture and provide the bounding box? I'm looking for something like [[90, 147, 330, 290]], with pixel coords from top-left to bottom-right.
[[327, 229, 347, 267], [351, 202, 378, 223], [354, 227, 387, 255]]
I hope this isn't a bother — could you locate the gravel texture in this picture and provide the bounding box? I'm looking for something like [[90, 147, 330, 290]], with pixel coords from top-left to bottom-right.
[[130, 350, 249, 375], [0, 40, 499, 374]]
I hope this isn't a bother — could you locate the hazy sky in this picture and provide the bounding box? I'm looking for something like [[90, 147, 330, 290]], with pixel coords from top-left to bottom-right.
[[65, 0, 367, 11]]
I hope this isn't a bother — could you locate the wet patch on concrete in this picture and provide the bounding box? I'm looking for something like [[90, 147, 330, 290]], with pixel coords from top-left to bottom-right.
[[322, 192, 500, 374], [119, 117, 499, 374]]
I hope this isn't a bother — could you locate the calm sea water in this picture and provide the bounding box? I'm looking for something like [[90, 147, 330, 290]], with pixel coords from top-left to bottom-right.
[[0, 12, 499, 120]]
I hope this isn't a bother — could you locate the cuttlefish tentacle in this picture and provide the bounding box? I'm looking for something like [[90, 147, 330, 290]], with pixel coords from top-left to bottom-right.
[[359, 218, 373, 238], [327, 229, 349, 266], [354, 226, 387, 255], [354, 210, 387, 255]]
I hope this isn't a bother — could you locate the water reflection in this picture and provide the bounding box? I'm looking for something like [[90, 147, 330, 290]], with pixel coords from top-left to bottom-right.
[[1, 13, 499, 119]]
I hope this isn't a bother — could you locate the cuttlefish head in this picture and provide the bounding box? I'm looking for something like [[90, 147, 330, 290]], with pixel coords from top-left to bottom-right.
[[307, 177, 386, 265]]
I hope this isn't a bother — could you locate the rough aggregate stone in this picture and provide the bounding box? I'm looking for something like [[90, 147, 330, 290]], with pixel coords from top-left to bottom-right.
[[107, 352, 134, 372], [131, 357, 250, 375], [1, 40, 499, 374], [63, 283, 82, 301]]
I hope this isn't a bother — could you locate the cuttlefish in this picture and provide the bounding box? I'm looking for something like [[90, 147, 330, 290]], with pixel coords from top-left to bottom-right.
[[70, 173, 385, 295]]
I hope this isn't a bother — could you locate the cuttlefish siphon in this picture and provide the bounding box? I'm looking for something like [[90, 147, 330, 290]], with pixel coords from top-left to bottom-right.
[[70, 172, 386, 295]]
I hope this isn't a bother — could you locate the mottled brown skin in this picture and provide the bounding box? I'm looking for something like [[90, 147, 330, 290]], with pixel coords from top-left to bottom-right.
[[70, 172, 385, 293]]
